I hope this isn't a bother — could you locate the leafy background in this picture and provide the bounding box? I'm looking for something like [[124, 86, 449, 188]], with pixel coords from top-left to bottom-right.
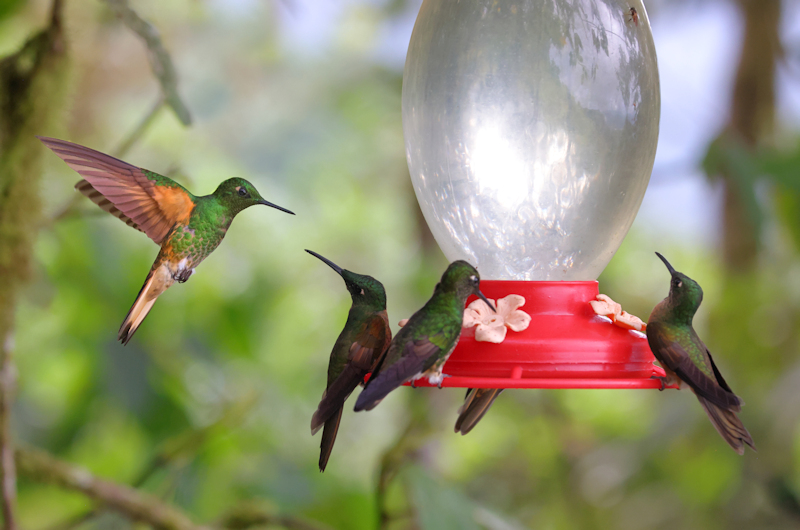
[[1, 0, 800, 529]]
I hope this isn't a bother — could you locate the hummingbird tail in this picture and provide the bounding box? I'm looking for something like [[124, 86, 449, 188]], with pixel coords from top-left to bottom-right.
[[696, 394, 756, 455], [118, 264, 174, 345], [311, 365, 365, 434], [318, 407, 343, 472], [454, 388, 503, 435]]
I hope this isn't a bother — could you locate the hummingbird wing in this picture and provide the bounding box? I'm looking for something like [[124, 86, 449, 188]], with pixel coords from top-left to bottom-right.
[[647, 322, 742, 411], [695, 343, 755, 453], [352, 311, 392, 372], [649, 323, 754, 454], [361, 312, 394, 389], [39, 137, 194, 244], [311, 313, 391, 433], [705, 348, 737, 395], [454, 388, 504, 435], [353, 336, 442, 412]]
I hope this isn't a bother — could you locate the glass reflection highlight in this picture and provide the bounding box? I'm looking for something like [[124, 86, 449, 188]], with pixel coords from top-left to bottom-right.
[[402, 0, 660, 280]]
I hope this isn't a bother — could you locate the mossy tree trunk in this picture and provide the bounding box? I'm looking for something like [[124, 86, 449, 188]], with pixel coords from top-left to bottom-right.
[[0, 0, 69, 526]]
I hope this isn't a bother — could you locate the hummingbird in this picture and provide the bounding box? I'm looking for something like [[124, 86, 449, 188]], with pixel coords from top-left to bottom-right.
[[454, 388, 504, 435], [647, 252, 755, 454], [306, 250, 392, 472], [38, 136, 294, 345], [354, 260, 495, 412]]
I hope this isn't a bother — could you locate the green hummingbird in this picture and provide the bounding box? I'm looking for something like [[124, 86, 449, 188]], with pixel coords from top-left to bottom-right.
[[647, 252, 755, 454], [39, 136, 294, 345], [454, 388, 504, 435], [354, 260, 495, 412], [306, 250, 392, 472]]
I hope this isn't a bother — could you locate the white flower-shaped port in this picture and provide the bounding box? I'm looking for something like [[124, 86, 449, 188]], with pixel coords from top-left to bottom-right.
[[463, 294, 531, 343], [589, 294, 647, 332]]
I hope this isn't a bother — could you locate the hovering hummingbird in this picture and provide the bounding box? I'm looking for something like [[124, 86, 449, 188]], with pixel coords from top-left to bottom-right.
[[454, 388, 503, 435], [354, 260, 495, 412], [647, 252, 755, 454], [306, 250, 392, 472], [38, 137, 294, 345]]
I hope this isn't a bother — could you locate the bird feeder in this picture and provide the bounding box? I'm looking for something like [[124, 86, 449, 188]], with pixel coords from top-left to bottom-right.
[[401, 0, 670, 389]]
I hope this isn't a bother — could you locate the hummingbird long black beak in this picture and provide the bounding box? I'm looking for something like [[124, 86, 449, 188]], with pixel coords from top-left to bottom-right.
[[476, 290, 496, 312], [655, 252, 677, 275], [259, 199, 295, 215], [306, 249, 343, 275]]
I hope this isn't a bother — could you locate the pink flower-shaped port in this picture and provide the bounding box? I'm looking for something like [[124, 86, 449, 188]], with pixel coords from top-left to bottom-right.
[[614, 311, 646, 331], [589, 294, 621, 319], [589, 294, 646, 332], [463, 294, 531, 343]]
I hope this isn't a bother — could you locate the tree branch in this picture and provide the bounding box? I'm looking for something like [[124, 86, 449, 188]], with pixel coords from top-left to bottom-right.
[[113, 97, 166, 158], [105, 0, 192, 125], [16, 445, 205, 530], [19, 443, 333, 530], [44, 394, 259, 530]]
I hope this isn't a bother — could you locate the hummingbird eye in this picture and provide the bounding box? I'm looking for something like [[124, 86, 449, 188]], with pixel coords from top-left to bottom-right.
[[237, 187, 248, 197], [469, 275, 478, 286]]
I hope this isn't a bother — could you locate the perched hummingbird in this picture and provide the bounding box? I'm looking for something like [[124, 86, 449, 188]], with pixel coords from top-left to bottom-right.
[[306, 250, 392, 472], [38, 137, 294, 344], [454, 388, 504, 435], [354, 260, 495, 412], [647, 252, 755, 454]]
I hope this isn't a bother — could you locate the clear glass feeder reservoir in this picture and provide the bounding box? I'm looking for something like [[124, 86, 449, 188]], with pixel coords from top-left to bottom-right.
[[402, 0, 669, 388]]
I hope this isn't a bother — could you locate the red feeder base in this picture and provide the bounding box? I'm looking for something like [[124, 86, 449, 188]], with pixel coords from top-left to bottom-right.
[[404, 280, 675, 390]]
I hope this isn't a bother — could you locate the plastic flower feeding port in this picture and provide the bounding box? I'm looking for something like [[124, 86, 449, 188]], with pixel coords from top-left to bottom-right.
[[400, 0, 675, 389]]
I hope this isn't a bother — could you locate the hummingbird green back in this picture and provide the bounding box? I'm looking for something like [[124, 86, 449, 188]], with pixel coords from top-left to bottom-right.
[[354, 260, 495, 412], [306, 250, 391, 472], [647, 252, 755, 454]]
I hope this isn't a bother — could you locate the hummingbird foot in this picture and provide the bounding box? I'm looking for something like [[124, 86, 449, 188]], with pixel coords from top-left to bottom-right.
[[424, 371, 449, 388], [410, 380, 417, 388], [173, 268, 195, 283], [652, 375, 667, 391], [436, 374, 452, 389]]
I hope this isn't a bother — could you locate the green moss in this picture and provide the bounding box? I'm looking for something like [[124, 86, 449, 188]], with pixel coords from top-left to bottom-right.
[[0, 0, 69, 338]]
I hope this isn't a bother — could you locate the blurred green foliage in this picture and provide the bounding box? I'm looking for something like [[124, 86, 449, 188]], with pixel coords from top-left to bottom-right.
[[1, 1, 799, 529]]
